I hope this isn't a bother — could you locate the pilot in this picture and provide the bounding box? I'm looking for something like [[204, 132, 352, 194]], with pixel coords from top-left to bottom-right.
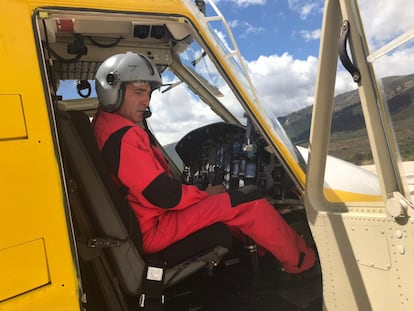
[[92, 51, 315, 274]]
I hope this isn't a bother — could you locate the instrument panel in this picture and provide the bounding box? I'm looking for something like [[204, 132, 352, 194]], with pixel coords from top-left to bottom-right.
[[175, 122, 300, 209]]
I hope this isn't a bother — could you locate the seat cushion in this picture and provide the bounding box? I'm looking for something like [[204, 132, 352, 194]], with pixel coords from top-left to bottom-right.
[[148, 222, 232, 267]]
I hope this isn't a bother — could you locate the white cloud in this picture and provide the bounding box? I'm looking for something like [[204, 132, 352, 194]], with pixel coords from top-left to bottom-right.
[[151, 0, 413, 144], [247, 0, 414, 119], [246, 46, 414, 121], [244, 22, 265, 35], [239, 22, 265, 38], [227, 19, 239, 28], [228, 19, 264, 39], [234, 0, 266, 7], [288, 0, 323, 20], [149, 85, 221, 145], [359, 0, 414, 49], [334, 69, 357, 96], [299, 28, 321, 41], [216, 0, 266, 8], [247, 53, 318, 116], [371, 46, 414, 79]]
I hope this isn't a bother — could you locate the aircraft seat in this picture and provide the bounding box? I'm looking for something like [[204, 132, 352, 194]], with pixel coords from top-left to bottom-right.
[[57, 109, 232, 308]]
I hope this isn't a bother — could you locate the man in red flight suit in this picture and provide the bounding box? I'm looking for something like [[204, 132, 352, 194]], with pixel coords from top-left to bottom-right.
[[93, 51, 315, 274]]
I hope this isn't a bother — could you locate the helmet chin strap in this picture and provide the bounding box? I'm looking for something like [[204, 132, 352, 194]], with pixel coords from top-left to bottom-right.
[[142, 109, 157, 146]]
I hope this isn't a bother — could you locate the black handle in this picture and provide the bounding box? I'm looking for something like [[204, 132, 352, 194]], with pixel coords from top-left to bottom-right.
[[339, 20, 361, 83]]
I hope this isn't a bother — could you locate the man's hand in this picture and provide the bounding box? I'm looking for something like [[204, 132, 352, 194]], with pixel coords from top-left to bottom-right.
[[205, 184, 226, 196]]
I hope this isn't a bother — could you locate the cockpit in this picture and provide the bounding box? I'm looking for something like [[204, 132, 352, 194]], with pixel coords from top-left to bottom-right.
[[37, 2, 307, 208], [34, 2, 320, 309]]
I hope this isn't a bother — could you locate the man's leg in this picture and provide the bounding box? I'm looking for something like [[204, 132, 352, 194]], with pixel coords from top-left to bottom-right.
[[143, 193, 315, 273]]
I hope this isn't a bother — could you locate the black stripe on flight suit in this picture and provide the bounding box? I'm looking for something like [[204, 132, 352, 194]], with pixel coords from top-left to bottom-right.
[[101, 125, 182, 209], [101, 126, 132, 176], [142, 172, 182, 208]]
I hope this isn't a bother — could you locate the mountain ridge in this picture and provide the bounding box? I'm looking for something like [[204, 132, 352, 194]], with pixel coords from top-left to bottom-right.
[[278, 74, 414, 164]]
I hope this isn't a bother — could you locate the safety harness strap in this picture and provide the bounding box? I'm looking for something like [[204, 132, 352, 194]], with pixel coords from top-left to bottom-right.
[[100, 125, 166, 309], [139, 264, 165, 310]]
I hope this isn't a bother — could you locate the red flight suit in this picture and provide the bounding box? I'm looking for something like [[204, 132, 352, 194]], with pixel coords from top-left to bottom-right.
[[93, 109, 315, 273]]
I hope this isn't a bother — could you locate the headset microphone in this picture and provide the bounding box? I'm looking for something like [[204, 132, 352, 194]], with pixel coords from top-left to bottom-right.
[[143, 107, 152, 119]]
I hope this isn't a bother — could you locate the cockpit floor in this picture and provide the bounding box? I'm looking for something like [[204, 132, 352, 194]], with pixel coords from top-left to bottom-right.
[[165, 243, 322, 311]]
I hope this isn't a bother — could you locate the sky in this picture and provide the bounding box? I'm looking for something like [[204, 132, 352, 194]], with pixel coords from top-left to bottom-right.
[[213, 0, 324, 60], [212, 0, 414, 115], [149, 0, 414, 144], [60, 0, 414, 145]]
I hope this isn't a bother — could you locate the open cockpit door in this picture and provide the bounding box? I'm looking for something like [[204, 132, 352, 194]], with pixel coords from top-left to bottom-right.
[[305, 0, 414, 310]]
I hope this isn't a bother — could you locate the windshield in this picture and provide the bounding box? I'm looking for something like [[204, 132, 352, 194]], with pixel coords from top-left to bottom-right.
[[266, 107, 306, 166], [54, 1, 307, 173], [148, 1, 307, 171]]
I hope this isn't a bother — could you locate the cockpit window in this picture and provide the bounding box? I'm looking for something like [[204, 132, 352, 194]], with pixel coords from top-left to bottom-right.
[[50, 6, 307, 180]]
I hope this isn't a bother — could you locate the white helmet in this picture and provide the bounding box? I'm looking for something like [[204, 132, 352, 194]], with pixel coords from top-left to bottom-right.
[[95, 51, 162, 112]]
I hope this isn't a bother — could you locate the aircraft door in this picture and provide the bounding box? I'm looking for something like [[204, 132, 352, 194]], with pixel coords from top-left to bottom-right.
[[304, 0, 414, 310]]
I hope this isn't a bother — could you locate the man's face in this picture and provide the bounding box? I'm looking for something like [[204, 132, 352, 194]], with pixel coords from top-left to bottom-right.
[[116, 82, 152, 123]]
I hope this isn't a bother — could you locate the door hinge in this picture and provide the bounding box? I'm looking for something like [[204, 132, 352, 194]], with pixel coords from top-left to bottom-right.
[[386, 191, 413, 218]]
